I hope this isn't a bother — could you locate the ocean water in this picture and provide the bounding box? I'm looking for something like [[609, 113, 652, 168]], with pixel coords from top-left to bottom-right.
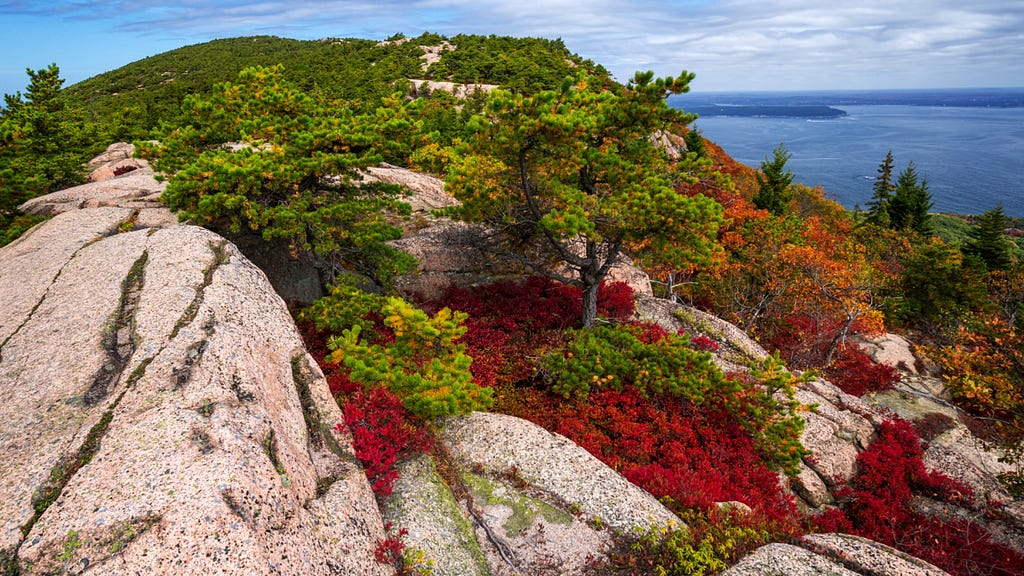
[[668, 91, 1024, 217]]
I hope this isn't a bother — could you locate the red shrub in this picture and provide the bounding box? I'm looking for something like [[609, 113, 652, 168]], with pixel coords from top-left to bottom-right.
[[338, 387, 432, 499], [823, 345, 899, 397], [430, 276, 635, 331], [499, 384, 801, 534], [818, 418, 1024, 576], [689, 334, 720, 352], [374, 523, 408, 564]]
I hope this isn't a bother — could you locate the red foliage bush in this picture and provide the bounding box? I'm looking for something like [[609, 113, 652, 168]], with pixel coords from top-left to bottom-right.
[[818, 418, 1024, 576], [374, 522, 408, 564], [689, 334, 720, 352], [337, 387, 432, 499], [823, 345, 899, 397], [423, 277, 633, 389], [499, 384, 801, 533], [431, 276, 635, 332]]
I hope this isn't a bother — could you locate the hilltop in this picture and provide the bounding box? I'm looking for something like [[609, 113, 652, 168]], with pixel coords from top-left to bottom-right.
[[62, 33, 606, 140]]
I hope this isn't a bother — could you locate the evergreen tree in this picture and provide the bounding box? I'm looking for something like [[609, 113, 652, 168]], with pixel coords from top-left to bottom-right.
[[139, 65, 416, 287], [1, 64, 100, 244], [866, 150, 895, 227], [446, 71, 724, 328], [888, 162, 933, 236], [964, 205, 1013, 271], [753, 143, 795, 216], [684, 128, 707, 159]]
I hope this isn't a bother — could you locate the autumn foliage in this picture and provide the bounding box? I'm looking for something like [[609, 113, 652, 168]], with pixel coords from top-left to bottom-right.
[[816, 419, 1024, 576]]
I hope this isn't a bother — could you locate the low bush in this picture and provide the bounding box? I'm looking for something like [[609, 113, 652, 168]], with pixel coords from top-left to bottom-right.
[[337, 386, 432, 499], [815, 418, 1024, 576], [823, 344, 899, 397]]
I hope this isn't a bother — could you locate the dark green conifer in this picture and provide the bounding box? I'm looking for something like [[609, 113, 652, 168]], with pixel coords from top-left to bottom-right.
[[866, 150, 895, 227], [964, 205, 1013, 270], [753, 143, 795, 216], [888, 162, 933, 236]]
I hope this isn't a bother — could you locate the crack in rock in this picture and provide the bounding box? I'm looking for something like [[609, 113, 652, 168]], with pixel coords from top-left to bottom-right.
[[18, 248, 155, 566], [84, 251, 148, 406], [170, 240, 228, 341], [0, 238, 97, 365]]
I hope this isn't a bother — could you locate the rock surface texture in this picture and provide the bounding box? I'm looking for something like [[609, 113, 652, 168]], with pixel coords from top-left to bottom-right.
[[722, 535, 952, 576], [1, 154, 390, 574]]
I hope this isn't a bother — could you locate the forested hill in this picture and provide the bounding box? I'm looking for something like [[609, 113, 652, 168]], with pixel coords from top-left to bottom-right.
[[62, 33, 606, 140]]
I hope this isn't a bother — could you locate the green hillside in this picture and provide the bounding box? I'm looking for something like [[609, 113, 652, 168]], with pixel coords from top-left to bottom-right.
[[63, 33, 605, 139]]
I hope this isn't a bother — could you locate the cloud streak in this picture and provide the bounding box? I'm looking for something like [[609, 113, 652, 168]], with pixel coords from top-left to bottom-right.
[[1, 0, 1022, 91]]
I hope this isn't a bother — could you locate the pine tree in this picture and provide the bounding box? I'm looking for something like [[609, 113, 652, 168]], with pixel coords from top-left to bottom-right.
[[1, 64, 99, 243], [866, 150, 895, 227], [753, 143, 795, 216], [138, 65, 416, 287], [964, 205, 1013, 271], [446, 71, 724, 328], [684, 128, 707, 159], [888, 162, 933, 236]]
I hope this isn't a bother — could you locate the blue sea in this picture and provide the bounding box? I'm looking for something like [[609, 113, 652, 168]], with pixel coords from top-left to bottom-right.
[[667, 89, 1024, 217]]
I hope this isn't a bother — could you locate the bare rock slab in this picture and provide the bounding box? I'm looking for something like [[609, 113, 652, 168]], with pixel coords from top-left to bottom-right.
[[0, 212, 389, 574], [442, 411, 680, 533], [801, 533, 951, 576]]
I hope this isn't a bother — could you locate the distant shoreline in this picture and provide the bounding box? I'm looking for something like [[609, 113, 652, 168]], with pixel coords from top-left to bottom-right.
[[690, 105, 847, 118], [672, 88, 1024, 110]]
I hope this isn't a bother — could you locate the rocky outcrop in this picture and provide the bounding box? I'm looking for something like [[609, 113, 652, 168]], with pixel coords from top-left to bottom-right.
[[634, 295, 768, 371], [7, 143, 1017, 573], [723, 534, 951, 576], [853, 332, 935, 376], [382, 411, 680, 576], [408, 79, 499, 100], [0, 146, 692, 574], [2, 156, 389, 573], [444, 412, 680, 532]]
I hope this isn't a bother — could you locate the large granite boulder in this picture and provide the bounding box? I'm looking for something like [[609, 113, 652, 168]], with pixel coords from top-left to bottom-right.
[[1, 208, 388, 572], [723, 533, 951, 576]]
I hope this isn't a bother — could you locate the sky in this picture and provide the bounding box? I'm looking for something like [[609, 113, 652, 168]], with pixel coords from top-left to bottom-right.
[[1, 0, 1023, 98]]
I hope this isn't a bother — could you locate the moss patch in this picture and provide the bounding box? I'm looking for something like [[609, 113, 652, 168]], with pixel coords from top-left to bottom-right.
[[462, 471, 573, 538]]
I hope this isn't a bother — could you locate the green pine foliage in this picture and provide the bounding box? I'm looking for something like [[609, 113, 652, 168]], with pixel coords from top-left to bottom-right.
[[423, 34, 605, 92], [964, 205, 1014, 271], [1, 64, 101, 245], [445, 71, 724, 327], [888, 162, 934, 236], [542, 324, 730, 400], [62, 34, 602, 139], [324, 294, 493, 419], [137, 65, 416, 287], [865, 149, 895, 227], [753, 143, 795, 216]]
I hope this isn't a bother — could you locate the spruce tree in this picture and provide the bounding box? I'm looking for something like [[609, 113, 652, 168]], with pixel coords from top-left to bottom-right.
[[866, 150, 895, 227], [888, 162, 933, 236], [964, 205, 1013, 271], [753, 143, 795, 216], [684, 128, 707, 159], [1, 64, 99, 243]]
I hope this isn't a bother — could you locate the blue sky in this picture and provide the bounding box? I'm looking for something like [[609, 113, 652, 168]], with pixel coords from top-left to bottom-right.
[[1, 1, 1022, 97]]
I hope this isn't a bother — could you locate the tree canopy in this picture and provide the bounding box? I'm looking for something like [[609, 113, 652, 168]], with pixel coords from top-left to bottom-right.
[[888, 162, 934, 236], [137, 65, 415, 287], [445, 71, 724, 327], [964, 205, 1014, 271], [1, 64, 100, 246]]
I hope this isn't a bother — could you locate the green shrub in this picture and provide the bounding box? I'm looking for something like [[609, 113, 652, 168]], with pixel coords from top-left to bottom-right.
[[312, 287, 492, 419]]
